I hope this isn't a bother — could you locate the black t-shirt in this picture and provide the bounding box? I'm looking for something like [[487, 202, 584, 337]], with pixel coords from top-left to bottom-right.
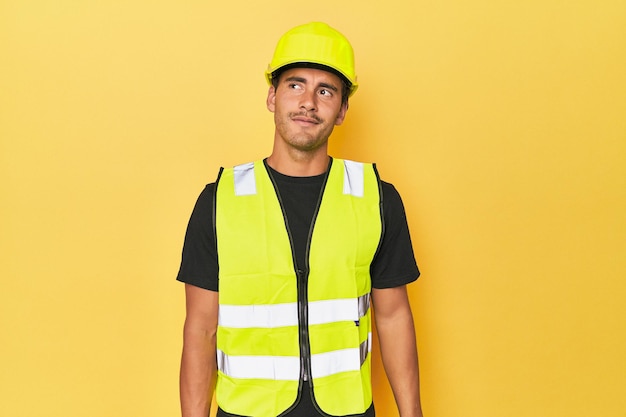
[[176, 161, 420, 417]]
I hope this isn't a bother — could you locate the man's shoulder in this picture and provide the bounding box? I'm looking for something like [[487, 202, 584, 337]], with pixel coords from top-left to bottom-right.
[[379, 179, 401, 198], [190, 182, 216, 208]]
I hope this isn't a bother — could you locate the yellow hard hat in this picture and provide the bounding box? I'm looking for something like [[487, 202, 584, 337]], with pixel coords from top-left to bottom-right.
[[265, 22, 358, 96]]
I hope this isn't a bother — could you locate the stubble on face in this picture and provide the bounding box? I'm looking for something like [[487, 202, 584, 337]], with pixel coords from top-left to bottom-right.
[[273, 109, 330, 152]]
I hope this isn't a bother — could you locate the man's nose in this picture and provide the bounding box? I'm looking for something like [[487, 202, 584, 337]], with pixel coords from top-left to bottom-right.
[[299, 89, 316, 111]]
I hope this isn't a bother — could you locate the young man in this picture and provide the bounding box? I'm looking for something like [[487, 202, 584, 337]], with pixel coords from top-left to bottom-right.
[[177, 22, 424, 417]]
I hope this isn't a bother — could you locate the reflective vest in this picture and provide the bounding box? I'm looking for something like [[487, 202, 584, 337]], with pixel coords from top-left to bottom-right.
[[215, 158, 382, 417]]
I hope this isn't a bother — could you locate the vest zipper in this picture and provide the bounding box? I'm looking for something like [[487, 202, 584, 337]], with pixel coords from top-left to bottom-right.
[[295, 268, 309, 381], [264, 159, 332, 385]]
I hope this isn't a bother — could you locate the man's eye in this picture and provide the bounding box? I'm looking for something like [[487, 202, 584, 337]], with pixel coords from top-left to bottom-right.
[[320, 89, 332, 96]]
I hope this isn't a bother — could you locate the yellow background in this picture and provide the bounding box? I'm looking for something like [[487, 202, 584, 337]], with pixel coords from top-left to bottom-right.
[[1, 1, 625, 416]]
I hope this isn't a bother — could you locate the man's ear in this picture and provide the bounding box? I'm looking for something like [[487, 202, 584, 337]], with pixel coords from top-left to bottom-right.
[[266, 86, 276, 113], [334, 101, 349, 126]]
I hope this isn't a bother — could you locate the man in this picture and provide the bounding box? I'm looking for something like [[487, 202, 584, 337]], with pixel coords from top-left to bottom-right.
[[177, 22, 423, 417]]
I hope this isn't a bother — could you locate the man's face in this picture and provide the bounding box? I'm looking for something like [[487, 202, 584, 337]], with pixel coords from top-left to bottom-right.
[[267, 67, 348, 154]]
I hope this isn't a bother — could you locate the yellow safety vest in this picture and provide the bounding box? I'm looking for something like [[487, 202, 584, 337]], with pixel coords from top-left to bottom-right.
[[215, 158, 382, 416]]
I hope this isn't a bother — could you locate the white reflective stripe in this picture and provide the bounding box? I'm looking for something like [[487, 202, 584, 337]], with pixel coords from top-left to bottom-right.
[[220, 295, 370, 328], [219, 303, 298, 328], [311, 347, 361, 378], [233, 162, 256, 196], [309, 298, 358, 325], [218, 336, 372, 381], [361, 335, 371, 366], [343, 160, 364, 197], [217, 349, 300, 380], [308, 294, 370, 325], [358, 294, 370, 318]]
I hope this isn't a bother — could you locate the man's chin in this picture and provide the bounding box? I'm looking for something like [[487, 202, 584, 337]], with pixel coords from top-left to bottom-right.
[[288, 136, 329, 153]]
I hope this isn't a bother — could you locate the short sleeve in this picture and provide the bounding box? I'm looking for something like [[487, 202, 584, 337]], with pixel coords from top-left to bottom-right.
[[176, 184, 219, 291], [370, 182, 420, 289]]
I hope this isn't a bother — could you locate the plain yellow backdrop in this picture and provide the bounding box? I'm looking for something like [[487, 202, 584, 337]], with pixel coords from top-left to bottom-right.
[[1, 1, 625, 416]]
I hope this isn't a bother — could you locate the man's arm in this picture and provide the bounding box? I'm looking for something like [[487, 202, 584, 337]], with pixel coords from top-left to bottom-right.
[[180, 284, 219, 417], [372, 285, 423, 417]]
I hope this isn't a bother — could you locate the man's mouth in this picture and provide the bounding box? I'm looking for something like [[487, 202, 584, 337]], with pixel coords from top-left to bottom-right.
[[290, 113, 322, 125]]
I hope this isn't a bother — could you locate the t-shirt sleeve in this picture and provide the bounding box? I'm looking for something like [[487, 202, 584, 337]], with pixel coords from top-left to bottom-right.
[[370, 181, 420, 289], [175, 183, 219, 291]]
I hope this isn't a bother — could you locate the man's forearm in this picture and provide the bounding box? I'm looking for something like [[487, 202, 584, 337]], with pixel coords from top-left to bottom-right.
[[180, 327, 217, 417], [377, 309, 423, 417], [373, 286, 424, 417]]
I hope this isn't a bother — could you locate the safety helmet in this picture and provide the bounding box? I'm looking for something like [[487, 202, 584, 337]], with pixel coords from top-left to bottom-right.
[[265, 22, 358, 96]]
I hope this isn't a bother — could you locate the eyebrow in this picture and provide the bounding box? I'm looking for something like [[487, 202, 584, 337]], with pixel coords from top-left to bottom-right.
[[284, 76, 339, 92]]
